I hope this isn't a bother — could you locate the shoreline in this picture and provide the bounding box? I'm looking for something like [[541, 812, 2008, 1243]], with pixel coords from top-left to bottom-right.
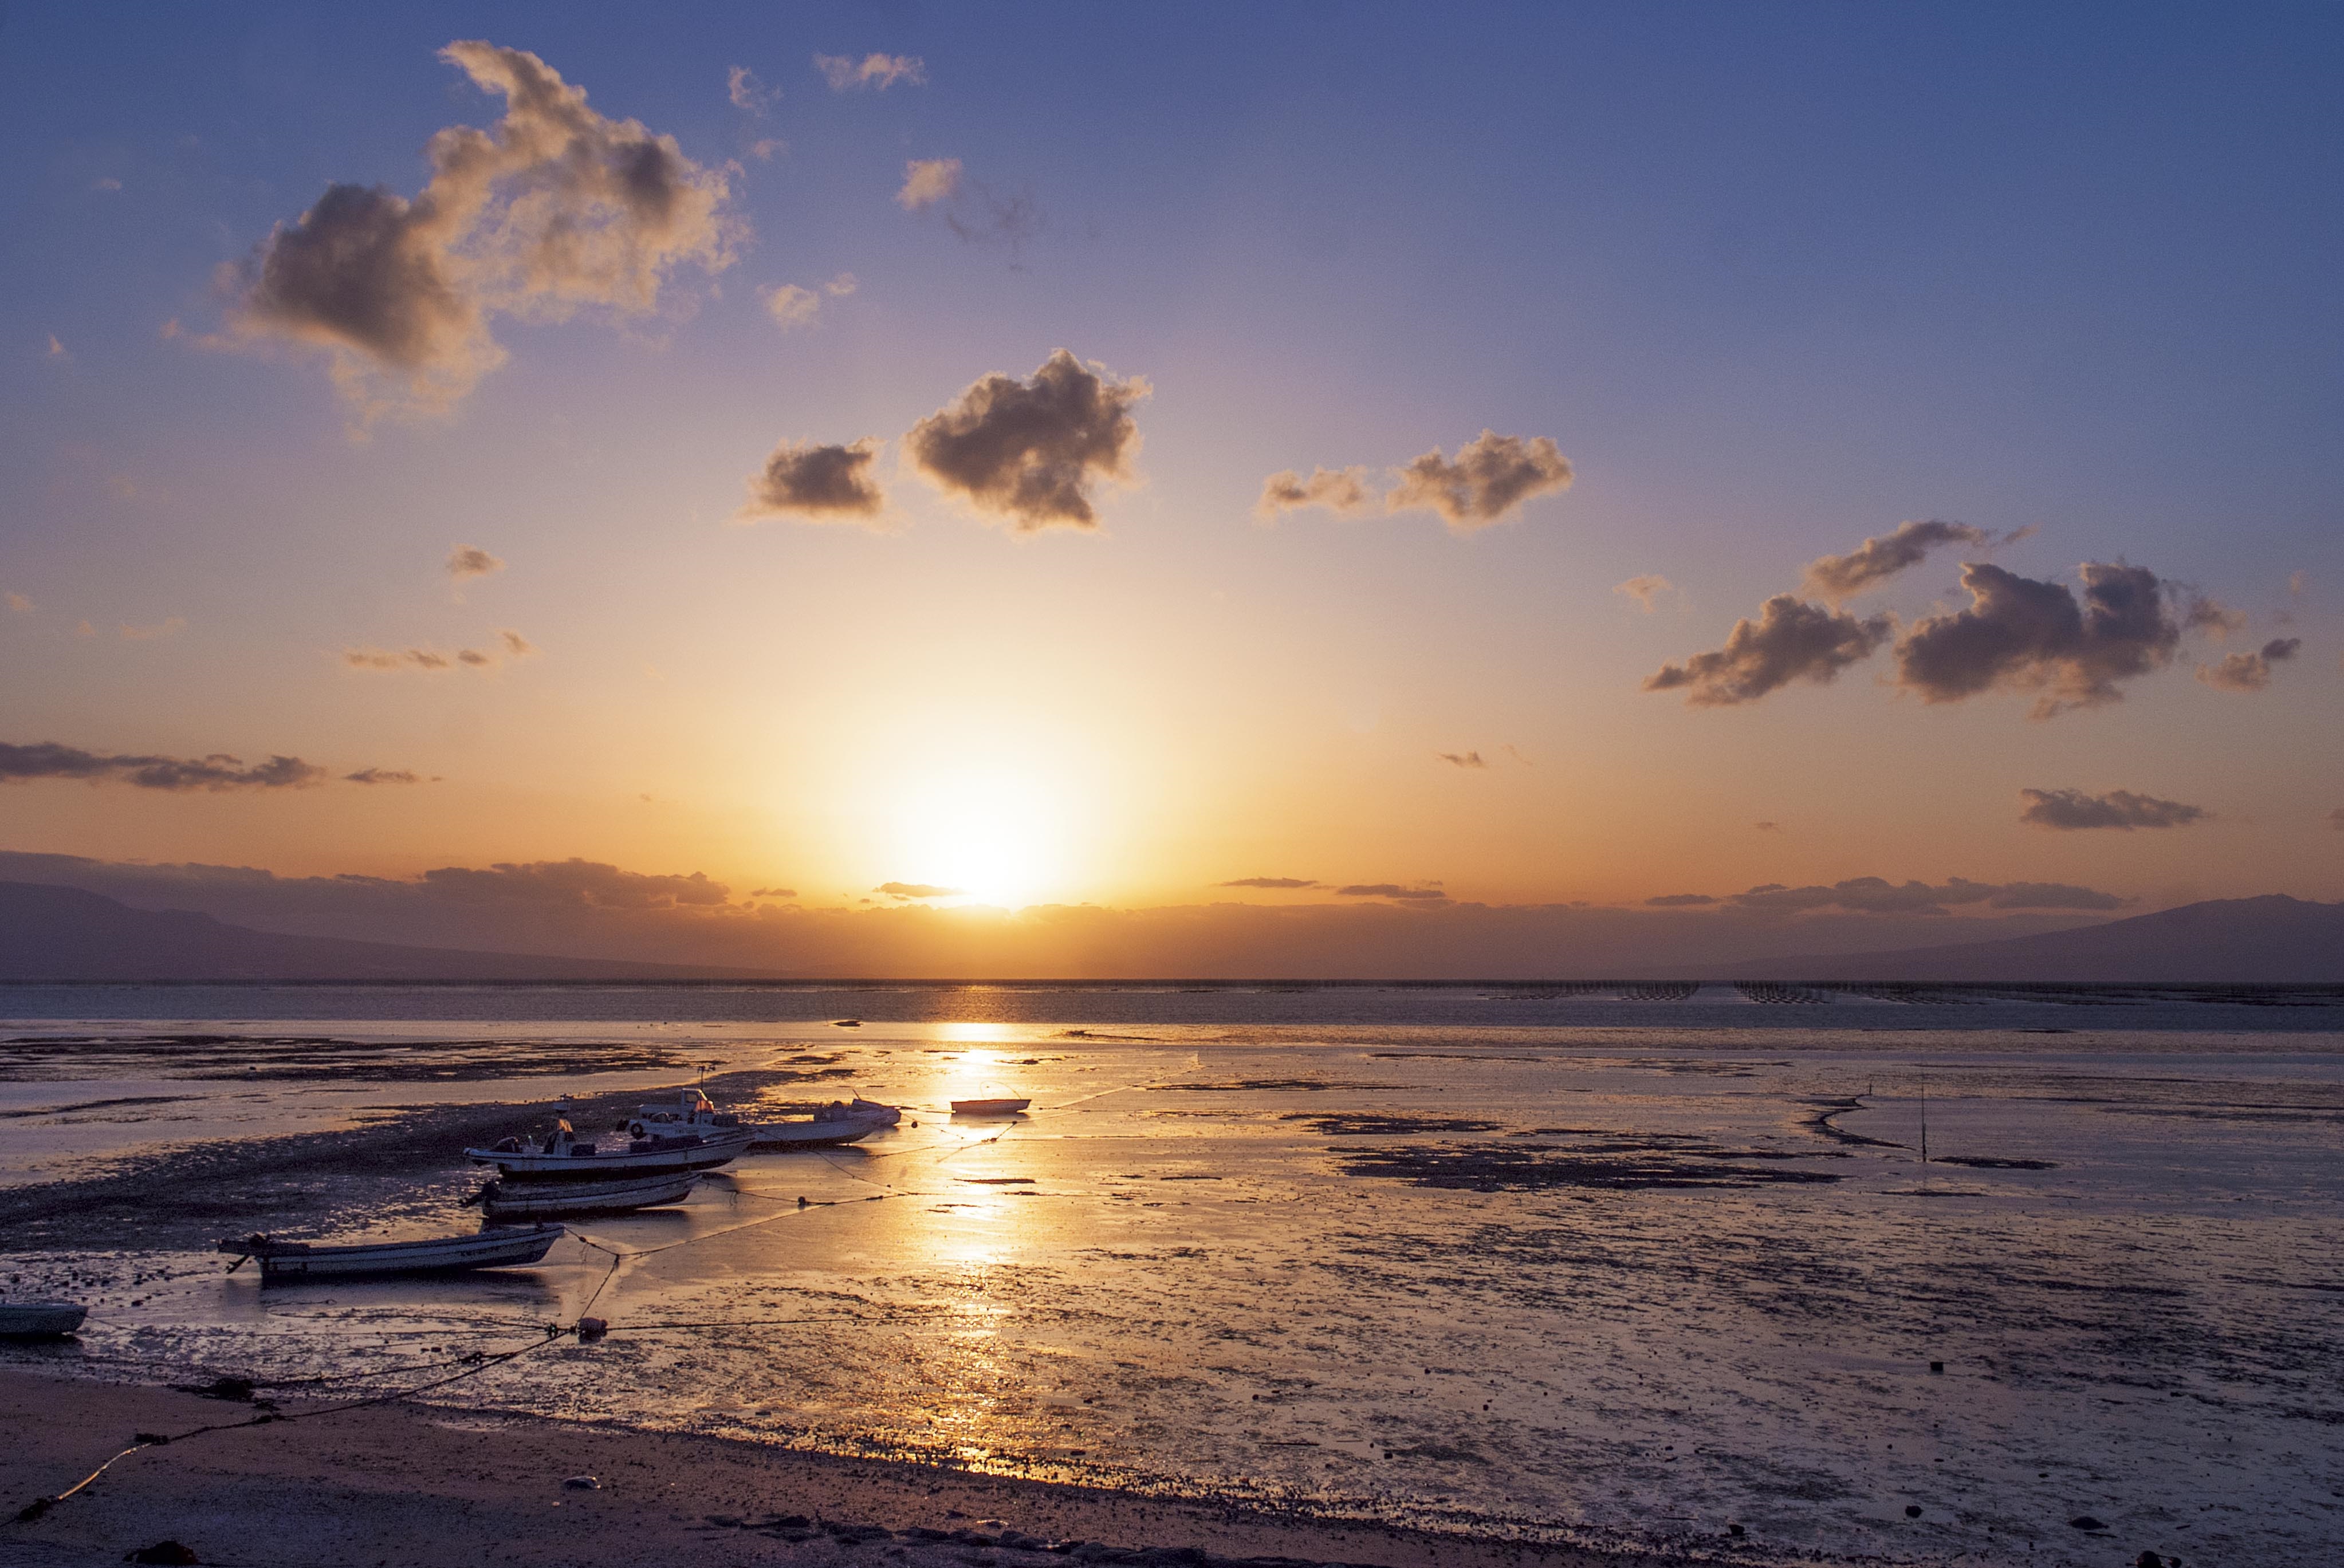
[[0, 1370, 1738, 1568]]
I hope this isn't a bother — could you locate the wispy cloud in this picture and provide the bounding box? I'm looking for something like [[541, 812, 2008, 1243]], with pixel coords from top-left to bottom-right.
[[876, 881, 963, 900], [726, 65, 778, 113], [907, 350, 1149, 532], [816, 53, 927, 91], [344, 767, 426, 785], [1435, 750, 1488, 769], [1218, 877, 1319, 890], [1255, 466, 1375, 522], [4, 592, 32, 614], [1335, 883, 1449, 901], [119, 617, 187, 641], [220, 41, 737, 420], [1613, 574, 1677, 613], [2196, 637, 2300, 692], [2019, 787, 2207, 830], [763, 283, 823, 328], [1717, 876, 2124, 914], [897, 158, 962, 211], [0, 740, 330, 791], [1800, 519, 2001, 603], [344, 629, 536, 671]]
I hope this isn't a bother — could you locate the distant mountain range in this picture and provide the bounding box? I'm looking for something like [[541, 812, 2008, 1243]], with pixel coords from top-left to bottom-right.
[[0, 881, 762, 982], [0, 880, 2337, 984], [1717, 893, 2344, 983]]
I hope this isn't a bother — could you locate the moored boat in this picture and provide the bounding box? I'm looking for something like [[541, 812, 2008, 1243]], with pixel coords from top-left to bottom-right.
[[950, 1097, 1032, 1116], [477, 1170, 699, 1220], [466, 1096, 753, 1179], [0, 1302, 87, 1338], [217, 1224, 564, 1282], [744, 1109, 887, 1150]]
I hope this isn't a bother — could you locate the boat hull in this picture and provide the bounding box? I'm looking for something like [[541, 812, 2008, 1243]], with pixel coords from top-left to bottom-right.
[[950, 1098, 1032, 1116], [481, 1172, 699, 1219], [0, 1303, 86, 1338], [465, 1129, 753, 1178], [744, 1118, 885, 1150], [222, 1224, 564, 1282]]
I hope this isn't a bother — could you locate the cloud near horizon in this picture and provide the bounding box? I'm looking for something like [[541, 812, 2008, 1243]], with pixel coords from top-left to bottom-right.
[[738, 438, 886, 524], [221, 41, 736, 419], [344, 629, 535, 671], [1219, 877, 1320, 890], [877, 882, 965, 900], [2196, 636, 2301, 692], [1336, 883, 1449, 901], [1720, 876, 2125, 914], [1645, 595, 1893, 706], [1, 740, 329, 791], [2019, 787, 2208, 831], [906, 350, 1148, 531]]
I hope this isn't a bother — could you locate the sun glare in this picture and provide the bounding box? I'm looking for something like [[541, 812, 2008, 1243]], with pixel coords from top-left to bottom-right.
[[891, 765, 1065, 907]]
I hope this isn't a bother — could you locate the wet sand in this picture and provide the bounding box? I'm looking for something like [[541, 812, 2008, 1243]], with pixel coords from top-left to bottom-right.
[[0, 1370, 1670, 1568]]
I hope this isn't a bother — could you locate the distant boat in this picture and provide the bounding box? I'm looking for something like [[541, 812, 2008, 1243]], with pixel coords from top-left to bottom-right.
[[0, 1302, 86, 1338], [950, 1097, 1032, 1117], [477, 1171, 699, 1220], [217, 1224, 563, 1282]]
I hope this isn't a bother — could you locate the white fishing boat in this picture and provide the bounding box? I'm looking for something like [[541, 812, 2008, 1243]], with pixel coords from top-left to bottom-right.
[[847, 1096, 904, 1126], [0, 1302, 87, 1338], [217, 1224, 563, 1282], [950, 1097, 1032, 1116], [477, 1170, 699, 1220], [466, 1093, 753, 1179], [745, 1113, 887, 1150]]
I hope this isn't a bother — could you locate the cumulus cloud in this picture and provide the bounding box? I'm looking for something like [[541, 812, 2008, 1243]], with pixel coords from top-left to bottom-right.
[[738, 438, 886, 524], [1255, 466, 1375, 522], [1645, 893, 1717, 907], [1721, 876, 2124, 915], [726, 65, 777, 113], [1802, 519, 1997, 602], [1219, 877, 1319, 890], [2196, 636, 2300, 693], [763, 283, 822, 329], [1613, 574, 1677, 613], [1336, 884, 1449, 901], [1891, 561, 2193, 718], [816, 53, 926, 91], [896, 158, 961, 211], [0, 740, 329, 791], [221, 41, 737, 419], [446, 543, 504, 584], [1386, 431, 1572, 532], [1436, 751, 1488, 769], [2019, 787, 2208, 831], [906, 349, 1149, 531], [877, 882, 963, 900], [1645, 595, 1892, 707], [344, 767, 424, 785]]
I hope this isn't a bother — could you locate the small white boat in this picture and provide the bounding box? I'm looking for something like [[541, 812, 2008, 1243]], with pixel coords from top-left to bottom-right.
[[467, 1093, 753, 1179], [218, 1224, 563, 1282], [477, 1171, 699, 1220], [0, 1302, 87, 1338], [746, 1101, 890, 1149], [847, 1096, 903, 1126], [950, 1097, 1032, 1116]]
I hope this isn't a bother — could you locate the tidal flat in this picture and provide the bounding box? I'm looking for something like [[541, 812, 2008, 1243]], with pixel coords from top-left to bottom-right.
[[2, 986, 2339, 1566]]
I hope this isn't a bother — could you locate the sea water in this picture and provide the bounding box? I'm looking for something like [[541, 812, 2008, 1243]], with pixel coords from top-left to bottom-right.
[[2, 983, 2338, 1566]]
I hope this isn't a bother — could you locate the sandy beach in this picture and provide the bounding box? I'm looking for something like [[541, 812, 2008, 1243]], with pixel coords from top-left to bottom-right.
[[0, 1370, 1673, 1568]]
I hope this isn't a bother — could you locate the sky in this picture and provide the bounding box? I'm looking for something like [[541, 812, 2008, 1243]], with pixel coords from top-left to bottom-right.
[[2, 3, 2340, 972]]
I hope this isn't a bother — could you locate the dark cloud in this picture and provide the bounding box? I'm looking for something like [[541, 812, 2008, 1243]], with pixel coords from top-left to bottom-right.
[[420, 858, 729, 909], [877, 882, 963, 900], [1255, 466, 1375, 522], [816, 53, 926, 91], [1436, 751, 1488, 769], [1645, 893, 1717, 907], [1219, 877, 1319, 890], [749, 886, 796, 899], [1718, 876, 2124, 915], [1386, 431, 1572, 533], [739, 438, 886, 523], [2182, 595, 2248, 640], [1891, 561, 2189, 717], [223, 41, 736, 417], [2019, 787, 2208, 831], [1644, 595, 1892, 707], [446, 544, 504, 581], [1336, 884, 1449, 901], [0, 740, 328, 791], [2196, 636, 2301, 693], [906, 350, 1149, 531], [1801, 519, 1995, 602], [344, 767, 424, 785]]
